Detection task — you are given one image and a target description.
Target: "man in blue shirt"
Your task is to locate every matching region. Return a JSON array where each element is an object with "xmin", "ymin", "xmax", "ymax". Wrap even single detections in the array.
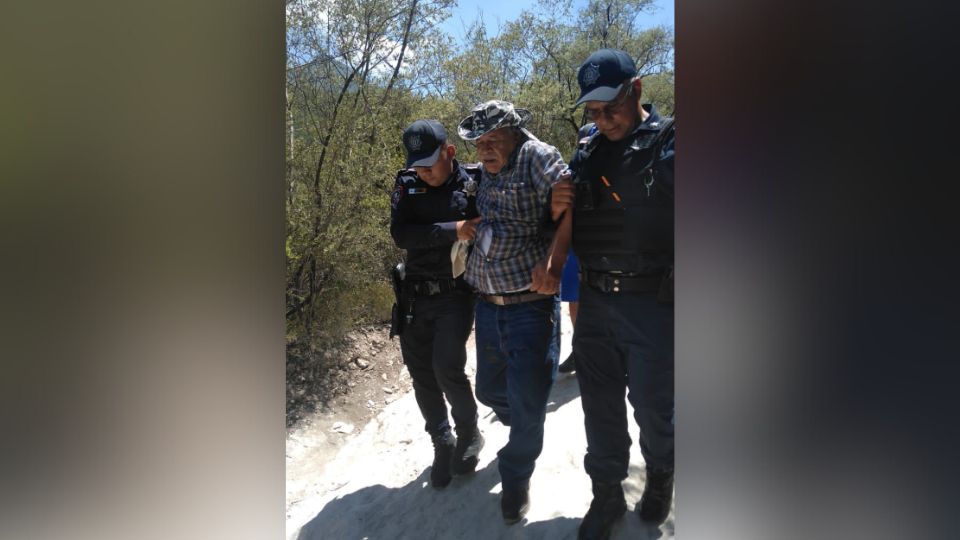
[{"xmin": 457, "ymin": 100, "xmax": 572, "ymax": 524}]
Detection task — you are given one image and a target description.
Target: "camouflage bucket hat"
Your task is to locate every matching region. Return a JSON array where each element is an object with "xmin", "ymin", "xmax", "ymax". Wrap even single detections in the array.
[{"xmin": 457, "ymin": 100, "xmax": 534, "ymax": 141}]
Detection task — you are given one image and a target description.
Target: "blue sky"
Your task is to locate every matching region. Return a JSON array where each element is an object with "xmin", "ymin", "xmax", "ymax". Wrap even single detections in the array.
[{"xmin": 439, "ymin": 0, "xmax": 673, "ymax": 42}]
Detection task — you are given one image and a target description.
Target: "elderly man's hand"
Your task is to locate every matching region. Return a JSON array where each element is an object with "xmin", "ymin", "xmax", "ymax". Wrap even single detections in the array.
[
  {"xmin": 456, "ymin": 217, "xmax": 481, "ymax": 241},
  {"xmin": 530, "ymin": 257, "xmax": 562, "ymax": 295},
  {"xmin": 551, "ymin": 175, "xmax": 576, "ymax": 221}
]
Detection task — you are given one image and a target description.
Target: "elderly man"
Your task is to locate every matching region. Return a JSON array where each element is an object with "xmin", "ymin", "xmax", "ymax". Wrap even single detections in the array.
[
  {"xmin": 457, "ymin": 100, "xmax": 571, "ymax": 524},
  {"xmin": 552, "ymin": 49, "xmax": 676, "ymax": 539},
  {"xmin": 390, "ymin": 119, "xmax": 485, "ymax": 489}
]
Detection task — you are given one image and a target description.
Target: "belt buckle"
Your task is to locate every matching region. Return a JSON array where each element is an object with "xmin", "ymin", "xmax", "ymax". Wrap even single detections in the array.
[{"xmin": 602, "ymin": 273, "xmax": 622, "ymax": 293}]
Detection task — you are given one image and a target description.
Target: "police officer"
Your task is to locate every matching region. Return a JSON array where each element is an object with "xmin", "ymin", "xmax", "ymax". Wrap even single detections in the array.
[
  {"xmin": 551, "ymin": 49, "xmax": 676, "ymax": 538},
  {"xmin": 390, "ymin": 119, "xmax": 485, "ymax": 489}
]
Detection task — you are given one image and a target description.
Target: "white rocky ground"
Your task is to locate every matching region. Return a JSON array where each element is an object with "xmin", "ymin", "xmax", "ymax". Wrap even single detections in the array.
[{"xmin": 286, "ymin": 305, "xmax": 675, "ymax": 539}]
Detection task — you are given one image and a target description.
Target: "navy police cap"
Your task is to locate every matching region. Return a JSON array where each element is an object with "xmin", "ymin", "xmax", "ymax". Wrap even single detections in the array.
[
  {"xmin": 574, "ymin": 49, "xmax": 638, "ymax": 106},
  {"xmin": 402, "ymin": 119, "xmax": 447, "ymax": 168}
]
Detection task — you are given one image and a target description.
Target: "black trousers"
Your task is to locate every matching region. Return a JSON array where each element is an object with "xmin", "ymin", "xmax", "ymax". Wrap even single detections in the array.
[
  {"xmin": 574, "ymin": 283, "xmax": 674, "ymax": 481},
  {"xmin": 399, "ymin": 289, "xmax": 478, "ymax": 437}
]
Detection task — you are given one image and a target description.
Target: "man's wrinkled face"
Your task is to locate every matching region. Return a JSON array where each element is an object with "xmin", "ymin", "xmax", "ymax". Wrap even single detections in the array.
[
  {"xmin": 583, "ymin": 81, "xmax": 640, "ymax": 143},
  {"xmin": 475, "ymin": 128, "xmax": 518, "ymax": 175},
  {"xmin": 414, "ymin": 144, "xmax": 455, "ymax": 187}
]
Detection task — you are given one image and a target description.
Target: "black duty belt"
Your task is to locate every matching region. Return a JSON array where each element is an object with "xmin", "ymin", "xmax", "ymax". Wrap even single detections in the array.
[
  {"xmin": 480, "ymin": 290, "xmax": 553, "ymax": 306},
  {"xmin": 582, "ymin": 269, "xmax": 663, "ymax": 294},
  {"xmin": 405, "ymin": 278, "xmax": 460, "ymax": 297}
]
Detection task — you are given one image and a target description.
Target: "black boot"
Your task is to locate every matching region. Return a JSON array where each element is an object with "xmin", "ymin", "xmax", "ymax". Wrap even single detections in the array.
[
  {"xmin": 577, "ymin": 480, "xmax": 626, "ymax": 540},
  {"xmin": 637, "ymin": 467, "xmax": 673, "ymax": 525},
  {"xmin": 501, "ymin": 486, "xmax": 530, "ymax": 524},
  {"xmin": 451, "ymin": 425, "xmax": 484, "ymax": 476},
  {"xmin": 429, "ymin": 430, "xmax": 456, "ymax": 488},
  {"xmin": 558, "ymin": 353, "xmax": 576, "ymax": 373}
]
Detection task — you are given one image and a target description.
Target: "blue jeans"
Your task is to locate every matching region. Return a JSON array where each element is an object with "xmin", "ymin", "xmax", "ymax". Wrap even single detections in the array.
[{"xmin": 474, "ymin": 296, "xmax": 560, "ymax": 491}]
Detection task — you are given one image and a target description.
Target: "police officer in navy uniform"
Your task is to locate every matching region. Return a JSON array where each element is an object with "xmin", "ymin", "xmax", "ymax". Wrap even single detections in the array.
[
  {"xmin": 390, "ymin": 119, "xmax": 485, "ymax": 489},
  {"xmin": 551, "ymin": 49, "xmax": 676, "ymax": 538}
]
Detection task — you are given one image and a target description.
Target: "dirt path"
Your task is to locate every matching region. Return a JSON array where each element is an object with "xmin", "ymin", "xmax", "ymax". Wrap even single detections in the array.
[{"xmin": 286, "ymin": 305, "xmax": 675, "ymax": 539}]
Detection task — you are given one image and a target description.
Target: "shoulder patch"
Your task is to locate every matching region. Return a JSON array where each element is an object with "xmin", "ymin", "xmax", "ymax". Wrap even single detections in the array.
[
  {"xmin": 391, "ymin": 183, "xmax": 403, "ymax": 209},
  {"xmin": 578, "ymin": 130, "xmax": 602, "ymax": 157},
  {"xmin": 395, "ymin": 168, "xmax": 418, "ymax": 186},
  {"xmin": 459, "ymin": 163, "xmax": 483, "ymax": 196},
  {"xmin": 461, "ymin": 164, "xmax": 483, "ymax": 180},
  {"xmin": 630, "ymin": 117, "xmax": 675, "ymax": 152},
  {"xmin": 577, "ymin": 122, "xmax": 597, "ymax": 141}
]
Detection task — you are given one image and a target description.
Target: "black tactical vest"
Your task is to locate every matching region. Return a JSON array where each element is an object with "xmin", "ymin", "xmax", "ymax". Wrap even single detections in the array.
[
  {"xmin": 571, "ymin": 117, "xmax": 675, "ymax": 274},
  {"xmin": 389, "ymin": 161, "xmax": 482, "ymax": 280}
]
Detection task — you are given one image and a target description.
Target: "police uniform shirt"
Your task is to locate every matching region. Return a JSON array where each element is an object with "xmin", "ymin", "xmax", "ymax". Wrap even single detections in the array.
[
  {"xmin": 464, "ymin": 136, "xmax": 568, "ymax": 294},
  {"xmin": 572, "ymin": 104, "xmax": 675, "ymax": 274},
  {"xmin": 390, "ymin": 160, "xmax": 482, "ymax": 280}
]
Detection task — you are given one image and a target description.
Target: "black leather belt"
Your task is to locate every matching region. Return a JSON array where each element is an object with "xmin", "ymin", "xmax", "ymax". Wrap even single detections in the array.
[
  {"xmin": 480, "ymin": 291, "xmax": 553, "ymax": 305},
  {"xmin": 582, "ymin": 269, "xmax": 663, "ymax": 294},
  {"xmin": 405, "ymin": 278, "xmax": 460, "ymax": 297}
]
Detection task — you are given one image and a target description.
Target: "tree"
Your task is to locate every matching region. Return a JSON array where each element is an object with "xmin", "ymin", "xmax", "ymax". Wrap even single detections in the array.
[{"xmin": 284, "ymin": 0, "xmax": 674, "ymax": 340}]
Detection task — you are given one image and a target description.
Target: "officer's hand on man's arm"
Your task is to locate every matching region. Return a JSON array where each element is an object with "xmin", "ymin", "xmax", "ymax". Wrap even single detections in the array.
[
  {"xmin": 531, "ymin": 210, "xmax": 572, "ymax": 295},
  {"xmin": 456, "ymin": 217, "xmax": 481, "ymax": 241},
  {"xmin": 529, "ymin": 258, "xmax": 562, "ymax": 295},
  {"xmin": 551, "ymin": 174, "xmax": 575, "ymax": 221}
]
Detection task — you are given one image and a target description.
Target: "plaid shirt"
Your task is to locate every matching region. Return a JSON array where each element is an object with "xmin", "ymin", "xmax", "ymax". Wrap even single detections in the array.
[{"xmin": 465, "ymin": 135, "xmax": 567, "ymax": 294}]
